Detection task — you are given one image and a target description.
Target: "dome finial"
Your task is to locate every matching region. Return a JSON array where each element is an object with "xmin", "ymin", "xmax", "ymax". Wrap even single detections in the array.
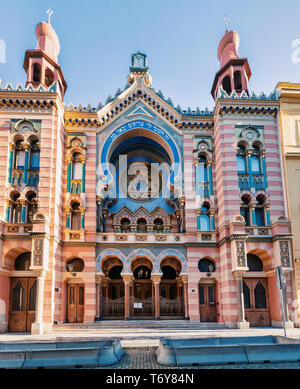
[{"xmin": 46, "ymin": 7, "xmax": 53, "ymax": 24}]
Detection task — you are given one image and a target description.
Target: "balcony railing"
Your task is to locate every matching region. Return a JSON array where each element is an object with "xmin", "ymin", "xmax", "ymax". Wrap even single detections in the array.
[{"xmin": 238, "ymin": 173, "xmax": 265, "ymax": 191}]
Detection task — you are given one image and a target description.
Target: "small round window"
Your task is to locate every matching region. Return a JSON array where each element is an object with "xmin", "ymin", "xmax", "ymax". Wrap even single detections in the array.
[{"xmin": 66, "ymin": 258, "xmax": 85, "ymax": 272}]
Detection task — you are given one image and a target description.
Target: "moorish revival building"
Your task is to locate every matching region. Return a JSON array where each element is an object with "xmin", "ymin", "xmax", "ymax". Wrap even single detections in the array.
[{"xmin": 0, "ymin": 18, "xmax": 297, "ymax": 334}]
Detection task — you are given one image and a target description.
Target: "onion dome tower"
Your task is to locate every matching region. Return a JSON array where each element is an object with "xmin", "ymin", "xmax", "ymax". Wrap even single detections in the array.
[
  {"xmin": 211, "ymin": 29, "xmax": 251, "ymax": 100},
  {"xmin": 23, "ymin": 12, "xmax": 67, "ymax": 99}
]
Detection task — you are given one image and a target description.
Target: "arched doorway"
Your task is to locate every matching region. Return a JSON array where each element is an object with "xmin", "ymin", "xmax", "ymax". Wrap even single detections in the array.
[
  {"xmin": 130, "ymin": 257, "xmax": 154, "ymax": 318},
  {"xmin": 101, "ymin": 258, "xmax": 124, "ymax": 319},
  {"xmin": 198, "ymin": 258, "xmax": 217, "ymax": 322},
  {"xmin": 243, "ymin": 253, "xmax": 270, "ymax": 326},
  {"xmin": 66, "ymin": 258, "xmax": 85, "ymax": 323},
  {"xmin": 8, "ymin": 252, "xmax": 37, "ymax": 332},
  {"xmin": 160, "ymin": 257, "xmax": 184, "ymax": 317}
]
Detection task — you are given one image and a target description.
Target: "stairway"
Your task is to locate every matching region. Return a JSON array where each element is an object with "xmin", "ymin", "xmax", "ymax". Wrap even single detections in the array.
[{"xmin": 52, "ymin": 320, "xmax": 227, "ymax": 332}]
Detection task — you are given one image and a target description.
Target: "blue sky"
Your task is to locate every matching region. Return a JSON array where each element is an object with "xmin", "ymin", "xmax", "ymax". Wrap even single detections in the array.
[{"xmin": 1, "ymin": 0, "xmax": 300, "ymax": 110}]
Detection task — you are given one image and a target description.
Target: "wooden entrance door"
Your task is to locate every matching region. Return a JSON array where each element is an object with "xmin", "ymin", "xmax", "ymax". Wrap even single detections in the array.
[
  {"xmin": 199, "ymin": 283, "xmax": 216, "ymax": 322},
  {"xmin": 243, "ymin": 278, "xmax": 270, "ymax": 326},
  {"xmin": 9, "ymin": 277, "xmax": 37, "ymax": 332},
  {"xmin": 67, "ymin": 284, "xmax": 84, "ymax": 323}
]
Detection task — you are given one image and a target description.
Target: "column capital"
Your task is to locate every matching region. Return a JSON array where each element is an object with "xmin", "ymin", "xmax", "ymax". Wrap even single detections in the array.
[
  {"xmin": 232, "ymin": 270, "xmax": 247, "ymax": 280},
  {"xmin": 121, "ymin": 274, "xmax": 134, "ymax": 283},
  {"xmin": 193, "ymin": 158, "xmax": 200, "ymax": 166},
  {"xmin": 151, "ymin": 274, "xmax": 162, "ymax": 283}
]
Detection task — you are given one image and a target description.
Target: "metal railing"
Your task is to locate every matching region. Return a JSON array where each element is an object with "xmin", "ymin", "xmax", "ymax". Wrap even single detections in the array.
[{"xmin": 160, "ymin": 296, "xmax": 184, "ymax": 317}]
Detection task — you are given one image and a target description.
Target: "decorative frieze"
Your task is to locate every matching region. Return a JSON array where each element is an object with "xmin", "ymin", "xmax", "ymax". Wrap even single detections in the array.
[
  {"xmin": 236, "ymin": 240, "xmax": 246, "ymax": 267},
  {"xmin": 280, "ymin": 241, "xmax": 291, "ymax": 267},
  {"xmin": 32, "ymin": 238, "xmax": 43, "ymax": 266}
]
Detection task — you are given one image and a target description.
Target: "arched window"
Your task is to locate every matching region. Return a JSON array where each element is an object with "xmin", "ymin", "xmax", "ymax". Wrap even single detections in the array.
[
  {"xmin": 108, "ymin": 265, "xmax": 123, "ymax": 280},
  {"xmin": 32, "ymin": 63, "xmax": 41, "ymax": 83},
  {"xmin": 200, "ymin": 203, "xmax": 210, "ymax": 231},
  {"xmin": 247, "ymin": 253, "xmax": 263, "ymax": 271},
  {"xmin": 15, "ymin": 140, "xmax": 25, "ymax": 170},
  {"xmin": 255, "ymin": 195, "xmax": 265, "ymax": 226},
  {"xmin": 222, "ymin": 75, "xmax": 232, "ymax": 95},
  {"xmin": 161, "ymin": 265, "xmax": 177, "ymax": 280},
  {"xmin": 120, "ymin": 218, "xmax": 130, "ymax": 233},
  {"xmin": 66, "ymin": 257, "xmax": 85, "ymax": 272},
  {"xmin": 137, "ymin": 218, "xmax": 147, "ymax": 233},
  {"xmin": 240, "ymin": 195, "xmax": 250, "ymax": 226},
  {"xmin": 30, "ymin": 140, "xmax": 40, "ymax": 170},
  {"xmin": 237, "ymin": 144, "xmax": 247, "ymax": 173},
  {"xmin": 153, "ymin": 218, "xmax": 163, "ymax": 233},
  {"xmin": 71, "ymin": 202, "xmax": 81, "ymax": 230},
  {"xmin": 198, "ymin": 258, "xmax": 216, "ymax": 273},
  {"xmin": 45, "ymin": 68, "xmax": 54, "ymax": 87},
  {"xmin": 234, "ymin": 70, "xmax": 242, "ymax": 91},
  {"xmin": 198, "ymin": 155, "xmax": 208, "ymax": 183},
  {"xmin": 15, "ymin": 252, "xmax": 31, "ymax": 270},
  {"xmin": 26, "ymin": 191, "xmax": 37, "ymax": 223},
  {"xmin": 72, "ymin": 153, "xmax": 82, "ymax": 180}
]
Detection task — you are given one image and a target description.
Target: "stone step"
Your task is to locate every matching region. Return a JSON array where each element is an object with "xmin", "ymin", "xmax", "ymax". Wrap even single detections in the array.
[{"xmin": 52, "ymin": 320, "xmax": 226, "ymax": 332}]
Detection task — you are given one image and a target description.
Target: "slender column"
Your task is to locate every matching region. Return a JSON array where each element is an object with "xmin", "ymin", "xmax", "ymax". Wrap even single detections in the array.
[
  {"xmin": 210, "ymin": 210, "xmax": 215, "ymax": 231},
  {"xmin": 80, "ymin": 208, "xmax": 85, "ymax": 229},
  {"xmin": 32, "ymin": 270, "xmax": 46, "ymax": 334},
  {"xmin": 8, "ymin": 144, "xmax": 14, "ymax": 184},
  {"xmin": 5, "ymin": 200, "xmax": 10, "ymax": 222},
  {"xmin": 247, "ymin": 151, "xmax": 252, "ymax": 188},
  {"xmin": 151, "ymin": 274, "xmax": 162, "ymax": 319},
  {"xmin": 197, "ymin": 211, "xmax": 201, "ymax": 231},
  {"xmin": 265, "ymin": 205, "xmax": 271, "ymax": 226},
  {"xmin": 180, "ymin": 197, "xmax": 186, "ymax": 233},
  {"xmin": 261, "ymin": 152, "xmax": 267, "ymax": 189},
  {"xmin": 182, "ymin": 275, "xmax": 189, "ymax": 319},
  {"xmin": 122, "ymin": 275, "xmax": 133, "ymax": 320},
  {"xmin": 82, "ymin": 158, "xmax": 86, "ymax": 193},
  {"xmin": 95, "ymin": 275, "xmax": 104, "ymax": 320},
  {"xmin": 23, "ymin": 144, "xmax": 30, "ymax": 184},
  {"xmin": 250, "ymin": 204, "xmax": 256, "ymax": 226},
  {"xmin": 66, "ymin": 209, "xmax": 71, "ymax": 229},
  {"xmin": 194, "ymin": 158, "xmax": 199, "ymax": 195},
  {"xmin": 233, "ymin": 271, "xmax": 249, "ymax": 328},
  {"xmin": 207, "ymin": 159, "xmax": 213, "ymax": 196},
  {"xmin": 21, "ymin": 200, "xmax": 27, "ymax": 223},
  {"xmin": 67, "ymin": 156, "xmax": 72, "ymax": 193}
]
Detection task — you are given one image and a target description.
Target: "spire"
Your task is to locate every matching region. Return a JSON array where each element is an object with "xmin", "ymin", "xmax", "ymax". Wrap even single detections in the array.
[
  {"xmin": 23, "ymin": 15, "xmax": 67, "ymax": 99},
  {"xmin": 211, "ymin": 28, "xmax": 251, "ymax": 100}
]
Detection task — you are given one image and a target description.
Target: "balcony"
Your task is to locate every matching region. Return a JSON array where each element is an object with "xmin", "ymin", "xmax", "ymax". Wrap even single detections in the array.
[
  {"xmin": 238, "ymin": 173, "xmax": 265, "ymax": 191},
  {"xmin": 11, "ymin": 168, "xmax": 39, "ymax": 187}
]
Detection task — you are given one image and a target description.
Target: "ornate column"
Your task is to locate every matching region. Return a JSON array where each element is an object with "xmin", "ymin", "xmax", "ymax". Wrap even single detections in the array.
[
  {"xmin": 250, "ymin": 203, "xmax": 256, "ymax": 225},
  {"xmin": 20, "ymin": 199, "xmax": 27, "ymax": 223},
  {"xmin": 180, "ymin": 196, "xmax": 186, "ymax": 233},
  {"xmin": 261, "ymin": 151, "xmax": 267, "ymax": 189},
  {"xmin": 80, "ymin": 207, "xmax": 85, "ymax": 229},
  {"xmin": 210, "ymin": 209, "xmax": 215, "ymax": 231},
  {"xmin": 194, "ymin": 158, "xmax": 200, "ymax": 195},
  {"xmin": 181, "ymin": 274, "xmax": 189, "ymax": 319},
  {"xmin": 66, "ymin": 207, "xmax": 71, "ymax": 229},
  {"xmin": 23, "ymin": 143, "xmax": 30, "ymax": 184},
  {"xmin": 151, "ymin": 274, "xmax": 162, "ymax": 319},
  {"xmin": 265, "ymin": 203, "xmax": 271, "ymax": 226},
  {"xmin": 32, "ymin": 269, "xmax": 46, "ymax": 335},
  {"xmin": 95, "ymin": 274, "xmax": 105, "ymax": 320},
  {"xmin": 232, "ymin": 270, "xmax": 249, "ymax": 329},
  {"xmin": 207, "ymin": 158, "xmax": 213, "ymax": 196},
  {"xmin": 122, "ymin": 274, "xmax": 133, "ymax": 320},
  {"xmin": 66, "ymin": 155, "xmax": 72, "ymax": 193},
  {"xmin": 247, "ymin": 150, "xmax": 252, "ymax": 188},
  {"xmin": 196, "ymin": 210, "xmax": 201, "ymax": 231},
  {"xmin": 82, "ymin": 156, "xmax": 86, "ymax": 193},
  {"xmin": 8, "ymin": 143, "xmax": 14, "ymax": 184},
  {"xmin": 5, "ymin": 199, "xmax": 10, "ymax": 222}
]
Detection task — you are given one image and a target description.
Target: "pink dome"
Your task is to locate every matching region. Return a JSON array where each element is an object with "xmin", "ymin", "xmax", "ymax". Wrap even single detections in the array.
[
  {"xmin": 35, "ymin": 21, "xmax": 60, "ymax": 61},
  {"xmin": 217, "ymin": 30, "xmax": 240, "ymax": 68}
]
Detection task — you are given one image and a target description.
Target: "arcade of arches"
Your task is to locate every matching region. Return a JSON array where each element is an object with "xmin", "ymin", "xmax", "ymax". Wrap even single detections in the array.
[{"xmin": 96, "ymin": 256, "xmax": 188, "ymax": 320}]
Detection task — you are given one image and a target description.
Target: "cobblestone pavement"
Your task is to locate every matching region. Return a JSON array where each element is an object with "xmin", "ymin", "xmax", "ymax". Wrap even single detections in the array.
[{"xmin": 97, "ymin": 347, "xmax": 300, "ymax": 369}]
